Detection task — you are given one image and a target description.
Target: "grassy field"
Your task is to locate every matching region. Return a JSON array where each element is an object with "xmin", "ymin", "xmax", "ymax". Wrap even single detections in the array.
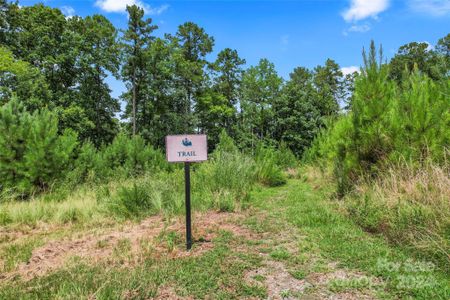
[{"xmin": 0, "ymin": 172, "xmax": 449, "ymax": 299}]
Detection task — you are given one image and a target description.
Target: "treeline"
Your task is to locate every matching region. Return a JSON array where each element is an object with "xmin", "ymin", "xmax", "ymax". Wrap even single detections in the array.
[
  {"xmin": 0, "ymin": 1, "xmax": 449, "ymax": 198},
  {"xmin": 0, "ymin": 1, "xmax": 350, "ymax": 152}
]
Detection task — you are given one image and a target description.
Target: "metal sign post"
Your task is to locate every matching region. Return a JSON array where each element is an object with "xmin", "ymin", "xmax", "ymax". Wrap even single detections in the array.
[
  {"xmin": 184, "ymin": 162, "xmax": 192, "ymax": 250},
  {"xmin": 166, "ymin": 135, "xmax": 207, "ymax": 250}
]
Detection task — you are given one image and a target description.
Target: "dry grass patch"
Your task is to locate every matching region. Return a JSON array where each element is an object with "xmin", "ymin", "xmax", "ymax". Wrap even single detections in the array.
[{"xmin": 0, "ymin": 211, "xmax": 255, "ymax": 282}]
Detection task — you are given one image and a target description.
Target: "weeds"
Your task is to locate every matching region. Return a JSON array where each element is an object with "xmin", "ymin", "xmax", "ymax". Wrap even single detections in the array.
[
  {"xmin": 254, "ymin": 145, "xmax": 287, "ymax": 187},
  {"xmin": 346, "ymin": 162, "xmax": 450, "ymax": 270}
]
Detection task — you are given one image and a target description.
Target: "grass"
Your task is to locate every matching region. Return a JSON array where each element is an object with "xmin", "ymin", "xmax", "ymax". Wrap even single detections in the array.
[
  {"xmin": 249, "ymin": 176, "xmax": 450, "ymax": 299},
  {"xmin": 1, "ymin": 169, "xmax": 449, "ymax": 299},
  {"xmin": 0, "ymin": 231, "xmax": 267, "ymax": 299},
  {"xmin": 345, "ymin": 163, "xmax": 450, "ymax": 270},
  {"xmin": 1, "ymin": 238, "xmax": 45, "ymax": 273}
]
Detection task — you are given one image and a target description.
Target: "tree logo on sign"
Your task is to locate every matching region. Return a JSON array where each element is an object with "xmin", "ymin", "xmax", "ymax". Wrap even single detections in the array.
[{"xmin": 182, "ymin": 138, "xmax": 193, "ymax": 147}]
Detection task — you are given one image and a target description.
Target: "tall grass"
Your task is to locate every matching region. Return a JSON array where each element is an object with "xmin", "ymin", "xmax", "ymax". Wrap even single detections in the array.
[
  {"xmin": 0, "ymin": 184, "xmax": 106, "ymax": 226},
  {"xmin": 254, "ymin": 144, "xmax": 288, "ymax": 187},
  {"xmin": 195, "ymin": 144, "xmax": 256, "ymax": 212},
  {"xmin": 345, "ymin": 162, "xmax": 450, "ymax": 269}
]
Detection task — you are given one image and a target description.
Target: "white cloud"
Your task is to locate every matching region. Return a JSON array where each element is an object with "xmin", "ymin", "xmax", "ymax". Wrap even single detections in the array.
[
  {"xmin": 343, "ymin": 23, "xmax": 371, "ymax": 36},
  {"xmin": 409, "ymin": 0, "xmax": 450, "ymax": 16},
  {"xmin": 342, "ymin": 0, "xmax": 390, "ymax": 22},
  {"xmin": 95, "ymin": 0, "xmax": 169, "ymax": 15},
  {"xmin": 61, "ymin": 5, "xmax": 75, "ymax": 18},
  {"xmin": 341, "ymin": 66, "xmax": 360, "ymax": 76},
  {"xmin": 148, "ymin": 4, "xmax": 169, "ymax": 15},
  {"xmin": 348, "ymin": 23, "xmax": 371, "ymax": 32}
]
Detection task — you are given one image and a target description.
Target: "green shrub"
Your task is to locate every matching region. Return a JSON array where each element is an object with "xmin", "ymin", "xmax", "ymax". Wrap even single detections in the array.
[
  {"xmin": 102, "ymin": 133, "xmax": 130, "ymax": 173},
  {"xmin": 0, "ymin": 98, "xmax": 78, "ymax": 197},
  {"xmin": 63, "ymin": 134, "xmax": 169, "ymax": 189},
  {"xmin": 101, "ymin": 133, "xmax": 169, "ymax": 179},
  {"xmin": 109, "ymin": 183, "xmax": 155, "ymax": 218},
  {"xmin": 274, "ymin": 142, "xmax": 297, "ymax": 169},
  {"xmin": 254, "ymin": 145, "xmax": 287, "ymax": 187},
  {"xmin": 346, "ymin": 193, "xmax": 387, "ymax": 233},
  {"xmin": 67, "ymin": 141, "xmax": 107, "ymax": 184},
  {"xmin": 195, "ymin": 131, "xmax": 256, "ymax": 211}
]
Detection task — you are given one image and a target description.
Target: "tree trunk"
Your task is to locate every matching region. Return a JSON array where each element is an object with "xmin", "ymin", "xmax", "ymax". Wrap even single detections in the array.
[{"xmin": 132, "ymin": 70, "xmax": 136, "ymax": 136}]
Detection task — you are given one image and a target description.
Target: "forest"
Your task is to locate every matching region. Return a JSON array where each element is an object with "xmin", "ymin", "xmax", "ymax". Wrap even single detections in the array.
[{"xmin": 0, "ymin": 1, "xmax": 449, "ymax": 299}]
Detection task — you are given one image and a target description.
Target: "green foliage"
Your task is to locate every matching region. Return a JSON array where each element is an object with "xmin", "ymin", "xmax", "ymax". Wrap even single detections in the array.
[
  {"xmin": 0, "ymin": 46, "xmax": 51, "ymax": 110},
  {"xmin": 240, "ymin": 58, "xmax": 283, "ymax": 144},
  {"xmin": 0, "ymin": 99, "xmax": 78, "ymax": 196},
  {"xmin": 196, "ymin": 131, "xmax": 256, "ymax": 211},
  {"xmin": 304, "ymin": 41, "xmax": 450, "ymax": 271},
  {"xmin": 198, "ymin": 48, "xmax": 245, "ymax": 144},
  {"xmin": 102, "ymin": 133, "xmax": 169, "ymax": 177},
  {"xmin": 313, "ymin": 59, "xmax": 343, "ymax": 117},
  {"xmin": 0, "ymin": 210, "xmax": 12, "ymax": 225},
  {"xmin": 109, "ymin": 183, "xmax": 155, "ymax": 219},
  {"xmin": 121, "ymin": 4, "xmax": 158, "ymax": 136},
  {"xmin": 196, "ymin": 89, "xmax": 235, "ymax": 149},
  {"xmin": 68, "ymin": 133, "xmax": 169, "ymax": 186},
  {"xmin": 213, "ymin": 129, "xmax": 239, "ymax": 155},
  {"xmin": 254, "ymin": 145, "xmax": 287, "ymax": 187},
  {"xmin": 273, "ymin": 66, "xmax": 322, "ymax": 156},
  {"xmin": 171, "ymin": 21, "xmax": 215, "ymax": 132},
  {"xmin": 0, "ymin": 98, "xmax": 170, "ymax": 199},
  {"xmin": 67, "ymin": 141, "xmax": 106, "ymax": 184},
  {"xmin": 274, "ymin": 142, "xmax": 297, "ymax": 169},
  {"xmin": 344, "ymin": 163, "xmax": 450, "ymax": 269},
  {"xmin": 306, "ymin": 41, "xmax": 449, "ymax": 195},
  {"xmin": 389, "ymin": 41, "xmax": 447, "ymax": 83},
  {"xmin": 2, "ymin": 3, "xmax": 121, "ymax": 145}
]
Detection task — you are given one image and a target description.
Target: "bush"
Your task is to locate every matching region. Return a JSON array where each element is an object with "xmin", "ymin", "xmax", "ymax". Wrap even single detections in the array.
[
  {"xmin": 0, "ymin": 99, "xmax": 78, "ymax": 197},
  {"xmin": 101, "ymin": 133, "xmax": 170, "ymax": 178},
  {"xmin": 67, "ymin": 141, "xmax": 106, "ymax": 185},
  {"xmin": 108, "ymin": 183, "xmax": 155, "ymax": 219},
  {"xmin": 254, "ymin": 145, "xmax": 287, "ymax": 187},
  {"xmin": 195, "ymin": 131, "xmax": 256, "ymax": 211},
  {"xmin": 0, "ymin": 210, "xmax": 12, "ymax": 225},
  {"xmin": 105, "ymin": 172, "xmax": 185, "ymax": 219},
  {"xmin": 274, "ymin": 142, "xmax": 297, "ymax": 169}
]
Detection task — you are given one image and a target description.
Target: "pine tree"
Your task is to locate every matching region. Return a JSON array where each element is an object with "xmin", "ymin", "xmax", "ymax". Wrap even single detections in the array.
[
  {"xmin": 0, "ymin": 98, "xmax": 78, "ymax": 196},
  {"xmin": 121, "ymin": 5, "xmax": 157, "ymax": 136},
  {"xmin": 0, "ymin": 98, "xmax": 30, "ymax": 195}
]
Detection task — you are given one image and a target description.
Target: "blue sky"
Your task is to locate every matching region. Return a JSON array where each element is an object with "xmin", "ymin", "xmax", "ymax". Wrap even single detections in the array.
[{"xmin": 18, "ymin": 0, "xmax": 450, "ymax": 99}]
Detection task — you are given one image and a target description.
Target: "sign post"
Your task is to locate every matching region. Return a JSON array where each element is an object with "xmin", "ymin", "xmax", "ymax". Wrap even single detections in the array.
[
  {"xmin": 166, "ymin": 134, "xmax": 207, "ymax": 250},
  {"xmin": 184, "ymin": 162, "xmax": 192, "ymax": 249}
]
